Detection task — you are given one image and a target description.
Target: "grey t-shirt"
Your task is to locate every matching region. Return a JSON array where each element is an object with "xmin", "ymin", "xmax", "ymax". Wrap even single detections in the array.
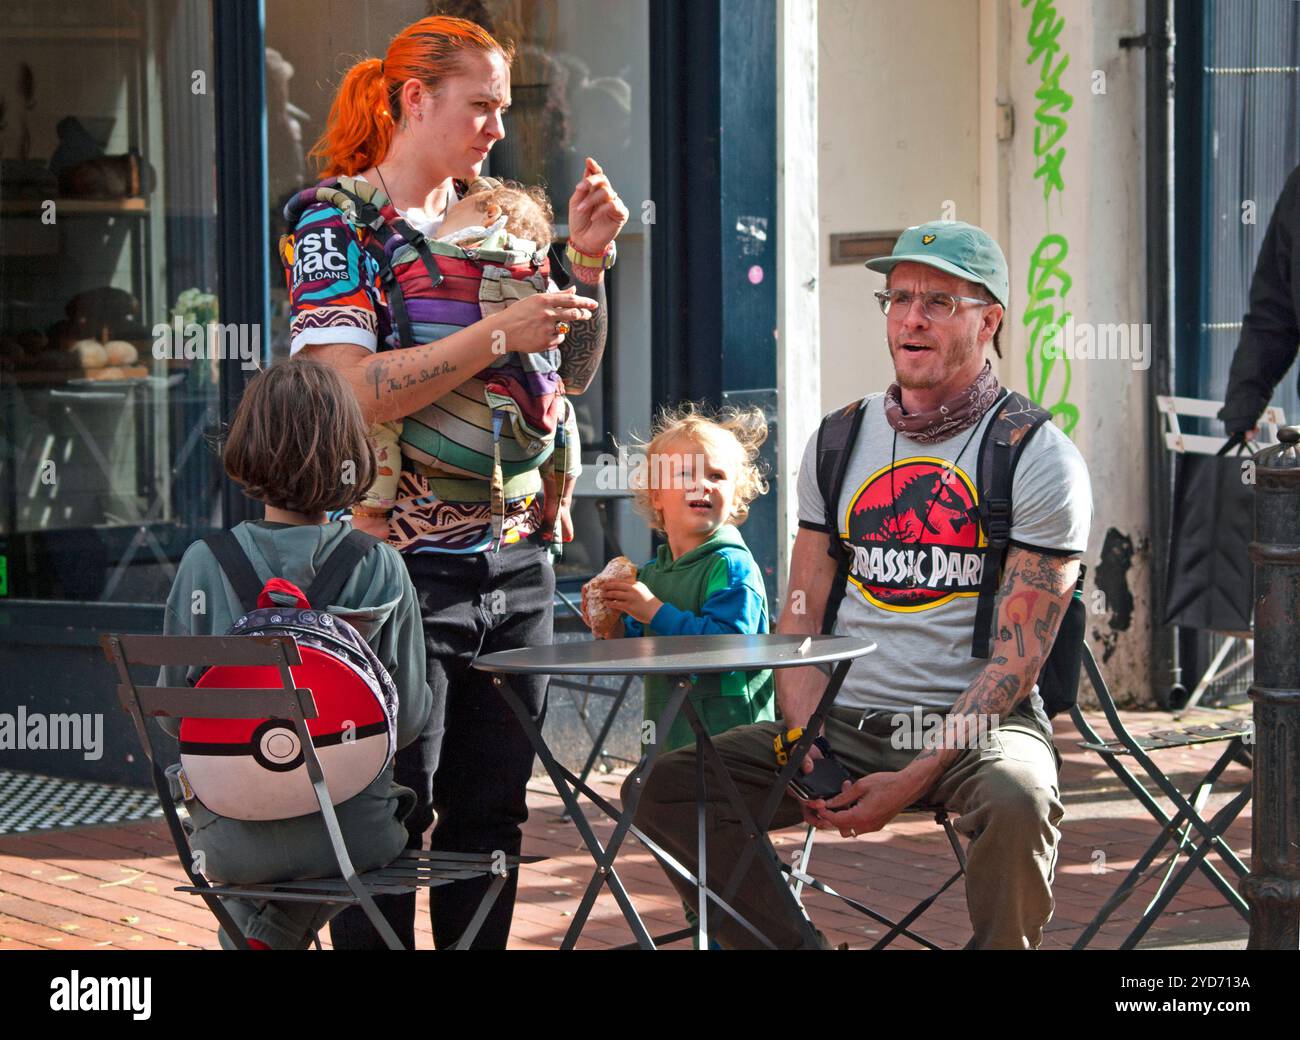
[{"xmin": 797, "ymin": 393, "xmax": 1092, "ymax": 714}]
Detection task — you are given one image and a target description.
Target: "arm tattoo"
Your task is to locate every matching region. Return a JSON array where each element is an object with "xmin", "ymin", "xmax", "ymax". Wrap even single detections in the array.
[
  {"xmin": 915, "ymin": 547, "xmax": 1077, "ymax": 764},
  {"xmin": 559, "ymin": 274, "xmax": 608, "ymax": 394},
  {"xmin": 367, "ymin": 353, "xmax": 457, "ymax": 401}
]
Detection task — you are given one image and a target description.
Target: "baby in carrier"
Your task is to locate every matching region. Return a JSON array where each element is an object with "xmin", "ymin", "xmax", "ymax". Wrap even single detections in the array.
[{"xmin": 351, "ymin": 179, "xmax": 579, "ymax": 547}]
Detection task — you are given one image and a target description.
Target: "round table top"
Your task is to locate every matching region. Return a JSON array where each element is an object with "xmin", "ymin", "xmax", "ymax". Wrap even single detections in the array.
[{"xmin": 472, "ymin": 634, "xmax": 876, "ymax": 676}]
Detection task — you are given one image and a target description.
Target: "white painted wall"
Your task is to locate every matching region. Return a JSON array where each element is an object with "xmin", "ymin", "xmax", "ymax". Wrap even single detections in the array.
[
  {"xmin": 1004, "ymin": 0, "xmax": 1152, "ymax": 702},
  {"xmin": 777, "ymin": 0, "xmax": 822, "ymax": 596},
  {"xmin": 816, "ymin": 0, "xmax": 983, "ymax": 415}
]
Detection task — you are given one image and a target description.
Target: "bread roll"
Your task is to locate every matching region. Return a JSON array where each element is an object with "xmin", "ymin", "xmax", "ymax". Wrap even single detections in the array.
[
  {"xmin": 71, "ymin": 338, "xmax": 108, "ymax": 369},
  {"xmin": 104, "ymin": 340, "xmax": 138, "ymax": 365},
  {"xmin": 583, "ymin": 555, "xmax": 637, "ymax": 638}
]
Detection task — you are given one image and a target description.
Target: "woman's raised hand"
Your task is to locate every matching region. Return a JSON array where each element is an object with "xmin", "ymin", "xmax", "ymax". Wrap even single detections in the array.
[
  {"xmin": 568, "ymin": 157, "xmax": 629, "ymax": 256},
  {"xmin": 485, "ymin": 291, "xmax": 598, "ymax": 354}
]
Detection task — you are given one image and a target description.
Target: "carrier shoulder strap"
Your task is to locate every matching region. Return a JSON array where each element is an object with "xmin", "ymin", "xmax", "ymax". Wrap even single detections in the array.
[
  {"xmin": 303, "ymin": 529, "xmax": 383, "ymax": 610},
  {"xmin": 201, "ymin": 530, "xmax": 265, "ymax": 615},
  {"xmin": 329, "ymin": 186, "xmax": 444, "ymax": 349},
  {"xmin": 815, "ymin": 397, "xmax": 869, "ymax": 635},
  {"xmin": 970, "ymin": 389, "xmax": 1053, "ymax": 658}
]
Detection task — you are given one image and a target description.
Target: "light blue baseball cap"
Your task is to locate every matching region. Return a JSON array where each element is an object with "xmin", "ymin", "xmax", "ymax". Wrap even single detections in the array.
[{"xmin": 865, "ymin": 220, "xmax": 1009, "ymax": 308}]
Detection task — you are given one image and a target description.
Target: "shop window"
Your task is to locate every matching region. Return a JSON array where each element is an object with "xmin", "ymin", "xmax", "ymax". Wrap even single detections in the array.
[{"xmin": 0, "ymin": 0, "xmax": 221, "ymax": 603}]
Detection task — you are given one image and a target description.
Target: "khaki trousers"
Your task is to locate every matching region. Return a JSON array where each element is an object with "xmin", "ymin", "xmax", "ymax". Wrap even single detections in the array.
[{"xmin": 624, "ymin": 705, "xmax": 1064, "ymax": 949}]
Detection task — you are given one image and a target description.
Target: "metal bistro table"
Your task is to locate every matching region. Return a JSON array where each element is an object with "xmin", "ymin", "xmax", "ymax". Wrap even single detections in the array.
[{"xmin": 472, "ymin": 633, "xmax": 876, "ymax": 949}]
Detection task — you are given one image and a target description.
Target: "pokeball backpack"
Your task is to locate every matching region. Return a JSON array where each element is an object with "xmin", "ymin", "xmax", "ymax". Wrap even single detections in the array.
[{"xmin": 178, "ymin": 528, "xmax": 399, "ymax": 822}]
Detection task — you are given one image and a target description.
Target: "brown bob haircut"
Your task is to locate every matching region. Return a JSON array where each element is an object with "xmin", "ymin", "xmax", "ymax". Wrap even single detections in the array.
[{"xmin": 222, "ymin": 358, "xmax": 376, "ymax": 515}]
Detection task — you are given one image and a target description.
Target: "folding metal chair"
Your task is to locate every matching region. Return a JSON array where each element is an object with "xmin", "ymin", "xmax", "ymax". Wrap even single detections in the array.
[
  {"xmin": 102, "ymin": 631, "xmax": 536, "ymax": 950},
  {"xmin": 1069, "ymin": 641, "xmax": 1252, "ymax": 949},
  {"xmin": 784, "ymin": 807, "xmax": 969, "ymax": 950}
]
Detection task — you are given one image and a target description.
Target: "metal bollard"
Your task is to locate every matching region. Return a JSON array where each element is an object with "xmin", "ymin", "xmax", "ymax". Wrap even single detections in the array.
[{"xmin": 1243, "ymin": 425, "xmax": 1300, "ymax": 948}]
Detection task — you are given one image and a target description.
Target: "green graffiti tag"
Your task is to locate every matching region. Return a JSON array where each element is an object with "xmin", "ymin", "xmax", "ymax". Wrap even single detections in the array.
[
  {"xmin": 1026, "ymin": 0, "xmax": 1072, "ymax": 200},
  {"xmin": 1021, "ymin": 0, "xmax": 1077, "ymax": 436}
]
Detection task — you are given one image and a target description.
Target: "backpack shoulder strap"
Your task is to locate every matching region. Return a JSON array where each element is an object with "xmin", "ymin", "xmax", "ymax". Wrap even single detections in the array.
[
  {"xmin": 970, "ymin": 390, "xmax": 1053, "ymax": 658},
  {"xmin": 815, "ymin": 397, "xmax": 870, "ymax": 634},
  {"xmin": 201, "ymin": 530, "xmax": 264, "ymax": 615},
  {"xmin": 303, "ymin": 529, "xmax": 383, "ymax": 610}
]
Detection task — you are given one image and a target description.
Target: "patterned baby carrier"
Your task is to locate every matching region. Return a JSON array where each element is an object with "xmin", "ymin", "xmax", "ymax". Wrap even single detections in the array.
[{"xmin": 280, "ymin": 175, "xmax": 574, "ymax": 549}]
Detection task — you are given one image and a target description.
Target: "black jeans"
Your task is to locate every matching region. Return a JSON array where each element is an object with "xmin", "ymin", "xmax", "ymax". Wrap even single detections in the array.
[{"xmin": 329, "ymin": 541, "xmax": 553, "ymax": 950}]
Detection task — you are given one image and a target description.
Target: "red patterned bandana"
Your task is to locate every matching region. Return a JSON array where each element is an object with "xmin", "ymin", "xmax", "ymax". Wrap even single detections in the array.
[{"xmin": 884, "ymin": 361, "xmax": 1001, "ymax": 443}]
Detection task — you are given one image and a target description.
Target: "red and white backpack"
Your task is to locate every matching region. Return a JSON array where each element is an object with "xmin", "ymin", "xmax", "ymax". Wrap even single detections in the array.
[{"xmin": 179, "ymin": 528, "xmax": 399, "ymax": 821}]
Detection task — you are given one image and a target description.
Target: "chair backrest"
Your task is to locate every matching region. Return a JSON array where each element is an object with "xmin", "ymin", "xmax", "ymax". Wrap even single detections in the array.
[
  {"xmin": 1156, "ymin": 395, "xmax": 1287, "ymax": 455},
  {"xmin": 101, "ymin": 634, "xmax": 317, "ymax": 763}
]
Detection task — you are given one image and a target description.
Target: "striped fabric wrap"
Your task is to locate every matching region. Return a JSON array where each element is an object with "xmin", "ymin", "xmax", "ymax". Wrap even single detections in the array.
[{"xmin": 282, "ymin": 176, "xmax": 577, "ymax": 554}]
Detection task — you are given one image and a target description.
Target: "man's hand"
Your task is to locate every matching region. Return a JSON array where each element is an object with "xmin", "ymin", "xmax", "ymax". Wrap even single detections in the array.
[
  {"xmin": 600, "ymin": 580, "xmax": 662, "ymax": 625},
  {"xmin": 808, "ymin": 770, "xmax": 924, "ymax": 838}
]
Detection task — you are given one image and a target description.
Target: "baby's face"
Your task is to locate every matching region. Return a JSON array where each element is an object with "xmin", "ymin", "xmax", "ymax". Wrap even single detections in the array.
[{"xmin": 438, "ymin": 194, "xmax": 503, "ymax": 238}]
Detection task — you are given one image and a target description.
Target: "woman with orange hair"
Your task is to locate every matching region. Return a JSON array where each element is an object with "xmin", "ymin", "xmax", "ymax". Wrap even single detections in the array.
[{"xmin": 282, "ymin": 14, "xmax": 628, "ymax": 949}]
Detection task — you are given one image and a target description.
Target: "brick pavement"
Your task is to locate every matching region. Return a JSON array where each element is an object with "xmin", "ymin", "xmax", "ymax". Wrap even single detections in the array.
[{"xmin": 0, "ymin": 707, "xmax": 1253, "ymax": 950}]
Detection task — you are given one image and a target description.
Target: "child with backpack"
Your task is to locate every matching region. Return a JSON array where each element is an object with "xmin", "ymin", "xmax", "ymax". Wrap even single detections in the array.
[
  {"xmin": 580, "ymin": 404, "xmax": 776, "ymax": 752},
  {"xmin": 156, "ymin": 358, "xmax": 434, "ymax": 949}
]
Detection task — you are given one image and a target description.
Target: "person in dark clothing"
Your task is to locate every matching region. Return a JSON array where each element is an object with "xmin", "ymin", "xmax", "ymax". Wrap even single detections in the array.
[{"xmin": 1219, "ymin": 163, "xmax": 1300, "ymax": 437}]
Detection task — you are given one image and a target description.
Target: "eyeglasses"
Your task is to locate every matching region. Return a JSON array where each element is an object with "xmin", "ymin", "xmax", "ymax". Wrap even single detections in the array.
[{"xmin": 874, "ymin": 289, "xmax": 994, "ymax": 321}]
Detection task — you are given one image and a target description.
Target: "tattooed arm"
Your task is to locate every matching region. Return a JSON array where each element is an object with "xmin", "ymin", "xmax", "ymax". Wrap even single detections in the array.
[
  {"xmin": 300, "ymin": 290, "xmax": 597, "ymax": 425},
  {"xmin": 911, "ymin": 548, "xmax": 1079, "ymax": 774},
  {"xmin": 557, "ymin": 267, "xmax": 608, "ymax": 394},
  {"xmin": 812, "ymin": 547, "xmax": 1080, "ymax": 836}
]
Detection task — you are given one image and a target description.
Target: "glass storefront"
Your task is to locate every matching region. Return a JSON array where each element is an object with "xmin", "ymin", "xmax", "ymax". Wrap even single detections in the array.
[
  {"xmin": 0, "ymin": 0, "xmax": 221, "ymax": 604},
  {"xmin": 264, "ymin": 0, "xmax": 654, "ymax": 577}
]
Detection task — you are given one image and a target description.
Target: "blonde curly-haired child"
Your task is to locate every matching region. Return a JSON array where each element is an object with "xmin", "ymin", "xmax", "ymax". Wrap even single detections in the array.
[{"xmin": 581, "ymin": 403, "xmax": 775, "ymax": 752}]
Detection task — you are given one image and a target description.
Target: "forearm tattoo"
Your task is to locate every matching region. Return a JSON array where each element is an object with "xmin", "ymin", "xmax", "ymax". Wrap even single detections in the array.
[
  {"xmin": 367, "ymin": 353, "xmax": 458, "ymax": 401},
  {"xmin": 559, "ymin": 273, "xmax": 608, "ymax": 394},
  {"xmin": 914, "ymin": 547, "xmax": 1078, "ymax": 767}
]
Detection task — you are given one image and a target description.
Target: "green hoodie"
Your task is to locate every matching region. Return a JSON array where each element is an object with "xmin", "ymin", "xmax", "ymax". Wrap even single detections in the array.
[{"xmin": 625, "ymin": 524, "xmax": 776, "ymax": 752}]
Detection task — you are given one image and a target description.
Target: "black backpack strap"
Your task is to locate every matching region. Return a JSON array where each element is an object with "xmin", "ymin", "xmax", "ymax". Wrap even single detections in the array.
[
  {"xmin": 331, "ymin": 187, "xmax": 436, "ymax": 350},
  {"xmin": 387, "ymin": 216, "xmax": 444, "ymax": 290},
  {"xmin": 201, "ymin": 531, "xmax": 264, "ymax": 614},
  {"xmin": 815, "ymin": 398, "xmax": 868, "ymax": 635},
  {"xmin": 971, "ymin": 390, "xmax": 1053, "ymax": 658},
  {"xmin": 303, "ymin": 529, "xmax": 382, "ymax": 610}
]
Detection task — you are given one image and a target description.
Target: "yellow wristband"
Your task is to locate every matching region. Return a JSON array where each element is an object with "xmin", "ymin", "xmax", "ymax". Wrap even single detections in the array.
[{"xmin": 565, "ymin": 240, "xmax": 617, "ymax": 270}]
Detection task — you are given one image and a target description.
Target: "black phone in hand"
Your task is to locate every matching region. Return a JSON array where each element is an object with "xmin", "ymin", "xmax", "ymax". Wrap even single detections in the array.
[{"xmin": 787, "ymin": 749, "xmax": 852, "ymax": 802}]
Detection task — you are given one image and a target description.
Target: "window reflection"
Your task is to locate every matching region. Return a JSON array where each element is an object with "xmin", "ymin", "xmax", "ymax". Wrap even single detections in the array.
[{"xmin": 0, "ymin": 1, "xmax": 221, "ymax": 602}]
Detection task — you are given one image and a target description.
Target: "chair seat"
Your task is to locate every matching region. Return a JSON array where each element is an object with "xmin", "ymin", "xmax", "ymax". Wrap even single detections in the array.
[
  {"xmin": 178, "ymin": 850, "xmax": 543, "ymax": 902},
  {"xmin": 1078, "ymin": 718, "xmax": 1251, "ymax": 756}
]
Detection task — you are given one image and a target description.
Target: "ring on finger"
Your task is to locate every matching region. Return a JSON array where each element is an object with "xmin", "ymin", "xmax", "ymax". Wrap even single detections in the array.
[{"xmin": 554, "ymin": 321, "xmax": 571, "ymax": 335}]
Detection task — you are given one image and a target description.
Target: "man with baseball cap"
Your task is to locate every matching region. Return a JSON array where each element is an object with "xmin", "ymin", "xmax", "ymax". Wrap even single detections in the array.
[{"xmin": 626, "ymin": 221, "xmax": 1092, "ymax": 948}]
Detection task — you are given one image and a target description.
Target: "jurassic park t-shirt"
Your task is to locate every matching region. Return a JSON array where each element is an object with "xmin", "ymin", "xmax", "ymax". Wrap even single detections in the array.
[{"xmin": 796, "ymin": 393, "xmax": 1092, "ymax": 714}]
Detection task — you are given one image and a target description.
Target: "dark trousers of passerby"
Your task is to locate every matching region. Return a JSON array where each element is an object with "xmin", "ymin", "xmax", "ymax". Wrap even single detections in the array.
[{"xmin": 329, "ymin": 540, "xmax": 553, "ymax": 949}]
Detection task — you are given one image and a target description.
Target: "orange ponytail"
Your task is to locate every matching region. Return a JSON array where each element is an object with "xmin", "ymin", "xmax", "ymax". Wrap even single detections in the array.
[{"xmin": 308, "ymin": 16, "xmax": 513, "ymax": 178}]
